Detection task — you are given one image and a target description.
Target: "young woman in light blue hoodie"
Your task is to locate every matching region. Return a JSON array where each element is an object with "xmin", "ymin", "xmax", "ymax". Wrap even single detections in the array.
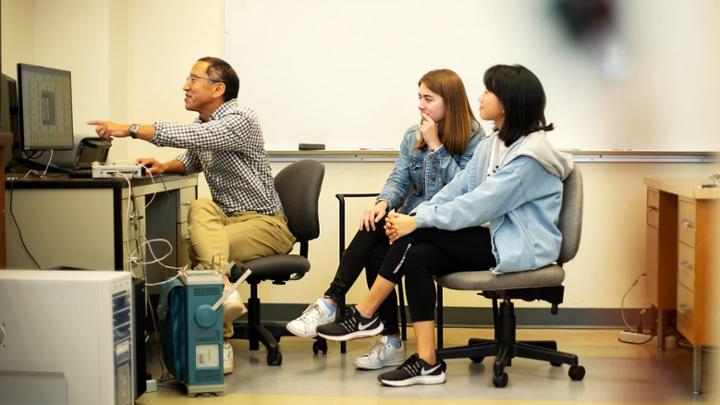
[
  {"xmin": 317, "ymin": 65, "xmax": 574, "ymax": 386},
  {"xmin": 286, "ymin": 69, "xmax": 483, "ymax": 369}
]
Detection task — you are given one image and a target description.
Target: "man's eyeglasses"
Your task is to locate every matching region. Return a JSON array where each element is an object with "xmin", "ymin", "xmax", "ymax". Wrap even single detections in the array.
[{"xmin": 186, "ymin": 74, "xmax": 223, "ymax": 84}]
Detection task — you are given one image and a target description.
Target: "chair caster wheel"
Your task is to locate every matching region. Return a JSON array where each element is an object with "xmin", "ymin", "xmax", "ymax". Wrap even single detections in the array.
[
  {"xmin": 569, "ymin": 365, "xmax": 585, "ymax": 381},
  {"xmin": 492, "ymin": 372, "xmax": 508, "ymax": 388},
  {"xmin": 267, "ymin": 351, "xmax": 282, "ymax": 366},
  {"xmin": 313, "ymin": 340, "xmax": 328, "ymax": 355},
  {"xmin": 470, "ymin": 357, "xmax": 484, "ymax": 363},
  {"xmin": 550, "ymin": 361, "xmax": 562, "ymax": 367}
]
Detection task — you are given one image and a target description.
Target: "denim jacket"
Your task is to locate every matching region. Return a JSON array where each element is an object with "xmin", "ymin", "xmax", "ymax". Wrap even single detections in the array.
[
  {"xmin": 413, "ymin": 131, "xmax": 574, "ymax": 274},
  {"xmin": 377, "ymin": 122, "xmax": 484, "ymax": 214}
]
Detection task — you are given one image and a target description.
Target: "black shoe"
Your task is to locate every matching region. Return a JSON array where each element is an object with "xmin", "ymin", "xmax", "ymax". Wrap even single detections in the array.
[
  {"xmin": 316, "ymin": 305, "xmax": 383, "ymax": 341},
  {"xmin": 378, "ymin": 354, "xmax": 447, "ymax": 387}
]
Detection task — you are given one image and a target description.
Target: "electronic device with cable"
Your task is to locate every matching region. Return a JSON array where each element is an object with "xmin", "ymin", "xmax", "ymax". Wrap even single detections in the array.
[
  {"xmin": 158, "ymin": 270, "xmax": 226, "ymax": 396},
  {"xmin": 92, "ymin": 161, "xmax": 144, "ymax": 178},
  {"xmin": 65, "ymin": 137, "xmax": 112, "ymax": 177}
]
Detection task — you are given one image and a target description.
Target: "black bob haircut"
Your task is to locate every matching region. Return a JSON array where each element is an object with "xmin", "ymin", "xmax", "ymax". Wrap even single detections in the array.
[
  {"xmin": 484, "ymin": 64, "xmax": 554, "ymax": 146},
  {"xmin": 198, "ymin": 56, "xmax": 240, "ymax": 102}
]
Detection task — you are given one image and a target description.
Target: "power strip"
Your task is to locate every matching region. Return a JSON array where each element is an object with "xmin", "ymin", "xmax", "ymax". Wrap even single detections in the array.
[{"xmin": 618, "ymin": 330, "xmax": 655, "ymax": 344}]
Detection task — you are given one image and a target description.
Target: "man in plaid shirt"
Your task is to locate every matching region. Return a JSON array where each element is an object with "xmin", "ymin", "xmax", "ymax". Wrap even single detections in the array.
[{"xmin": 89, "ymin": 57, "xmax": 294, "ymax": 373}]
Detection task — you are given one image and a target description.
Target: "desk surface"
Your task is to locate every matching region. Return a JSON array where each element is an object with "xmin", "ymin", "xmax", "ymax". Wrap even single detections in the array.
[
  {"xmin": 5, "ymin": 173, "xmax": 197, "ymax": 191},
  {"xmin": 644, "ymin": 177, "xmax": 720, "ymax": 199}
]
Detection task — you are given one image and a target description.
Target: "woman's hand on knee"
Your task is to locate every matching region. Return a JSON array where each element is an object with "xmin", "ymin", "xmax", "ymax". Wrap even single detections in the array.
[
  {"xmin": 360, "ymin": 201, "xmax": 388, "ymax": 231},
  {"xmin": 385, "ymin": 213, "xmax": 417, "ymax": 244}
]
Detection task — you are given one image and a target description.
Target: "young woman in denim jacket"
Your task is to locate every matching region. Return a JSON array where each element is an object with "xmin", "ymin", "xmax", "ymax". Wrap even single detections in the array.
[
  {"xmin": 287, "ymin": 69, "xmax": 483, "ymax": 369},
  {"xmin": 316, "ymin": 65, "xmax": 574, "ymax": 386}
]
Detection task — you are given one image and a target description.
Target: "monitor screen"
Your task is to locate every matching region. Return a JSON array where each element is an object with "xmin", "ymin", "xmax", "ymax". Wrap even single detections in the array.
[{"xmin": 17, "ymin": 63, "xmax": 74, "ymax": 151}]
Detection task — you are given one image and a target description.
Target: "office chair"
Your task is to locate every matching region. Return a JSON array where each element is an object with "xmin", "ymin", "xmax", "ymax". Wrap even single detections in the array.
[
  {"xmin": 435, "ymin": 166, "xmax": 585, "ymax": 387},
  {"xmin": 231, "ymin": 160, "xmax": 324, "ymax": 366}
]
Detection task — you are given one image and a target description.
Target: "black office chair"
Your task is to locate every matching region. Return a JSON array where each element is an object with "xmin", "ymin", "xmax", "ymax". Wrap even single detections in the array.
[
  {"xmin": 435, "ymin": 166, "xmax": 585, "ymax": 387},
  {"xmin": 231, "ymin": 160, "xmax": 324, "ymax": 366}
]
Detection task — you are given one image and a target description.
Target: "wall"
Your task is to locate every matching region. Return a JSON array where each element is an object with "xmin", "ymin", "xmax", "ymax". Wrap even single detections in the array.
[
  {"xmin": 2, "ymin": 0, "xmax": 718, "ymax": 312},
  {"xmin": 1, "ymin": 0, "xmax": 34, "ymax": 78},
  {"xmin": 124, "ymin": 0, "xmax": 225, "ymax": 197},
  {"xmin": 261, "ymin": 159, "xmax": 717, "ymax": 310},
  {"xmin": 1, "ymin": 0, "xmax": 127, "ymax": 160},
  {"xmin": 224, "ymin": 0, "xmax": 720, "ymax": 152}
]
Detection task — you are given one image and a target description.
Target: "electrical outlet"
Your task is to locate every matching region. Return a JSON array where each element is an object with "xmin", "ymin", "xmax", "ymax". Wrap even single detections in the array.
[{"xmin": 146, "ymin": 379, "xmax": 157, "ymax": 392}]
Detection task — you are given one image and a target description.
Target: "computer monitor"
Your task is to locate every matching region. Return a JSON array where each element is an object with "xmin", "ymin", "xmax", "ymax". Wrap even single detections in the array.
[
  {"xmin": 1, "ymin": 73, "xmax": 19, "ymax": 167},
  {"xmin": 17, "ymin": 63, "xmax": 74, "ymax": 151},
  {"xmin": 0, "ymin": 73, "xmax": 18, "ymax": 135}
]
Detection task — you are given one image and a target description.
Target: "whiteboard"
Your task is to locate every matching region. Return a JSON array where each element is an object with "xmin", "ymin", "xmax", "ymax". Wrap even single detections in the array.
[{"xmin": 226, "ymin": 0, "xmax": 720, "ymax": 152}]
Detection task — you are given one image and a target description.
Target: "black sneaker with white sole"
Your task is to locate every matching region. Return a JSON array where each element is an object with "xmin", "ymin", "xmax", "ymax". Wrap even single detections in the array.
[
  {"xmin": 316, "ymin": 305, "xmax": 383, "ymax": 341},
  {"xmin": 378, "ymin": 353, "xmax": 447, "ymax": 387}
]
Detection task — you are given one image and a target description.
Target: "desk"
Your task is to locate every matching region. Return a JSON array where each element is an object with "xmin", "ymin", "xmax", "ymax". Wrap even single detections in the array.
[
  {"xmin": 4, "ymin": 174, "xmax": 197, "ymax": 286},
  {"xmin": 644, "ymin": 177, "xmax": 719, "ymax": 394}
]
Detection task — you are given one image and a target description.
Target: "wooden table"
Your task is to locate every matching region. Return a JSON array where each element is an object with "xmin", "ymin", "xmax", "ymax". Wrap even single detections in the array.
[{"xmin": 644, "ymin": 176, "xmax": 719, "ymax": 394}]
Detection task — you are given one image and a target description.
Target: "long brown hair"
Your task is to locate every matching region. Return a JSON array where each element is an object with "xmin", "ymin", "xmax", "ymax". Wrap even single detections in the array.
[{"xmin": 416, "ymin": 69, "xmax": 476, "ymax": 155}]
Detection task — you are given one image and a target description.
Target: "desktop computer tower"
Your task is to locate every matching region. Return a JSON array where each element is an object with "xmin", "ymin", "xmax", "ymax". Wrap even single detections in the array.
[{"xmin": 0, "ymin": 270, "xmax": 134, "ymax": 405}]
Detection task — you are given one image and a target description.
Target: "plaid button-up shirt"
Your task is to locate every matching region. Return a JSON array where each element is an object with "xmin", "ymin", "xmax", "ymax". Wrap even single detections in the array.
[{"xmin": 152, "ymin": 99, "xmax": 282, "ymax": 215}]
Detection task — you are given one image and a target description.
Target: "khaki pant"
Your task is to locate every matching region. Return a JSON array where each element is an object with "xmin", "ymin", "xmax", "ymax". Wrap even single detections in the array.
[
  {"xmin": 187, "ymin": 199, "xmax": 295, "ymax": 269},
  {"xmin": 188, "ymin": 199, "xmax": 295, "ymax": 336}
]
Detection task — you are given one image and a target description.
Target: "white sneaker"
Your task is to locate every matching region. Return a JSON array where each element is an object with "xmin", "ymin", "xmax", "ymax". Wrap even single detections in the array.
[
  {"xmin": 354, "ymin": 336, "xmax": 405, "ymax": 370},
  {"xmin": 222, "ymin": 288, "xmax": 247, "ymax": 323},
  {"xmin": 223, "ymin": 341, "xmax": 234, "ymax": 375},
  {"xmin": 286, "ymin": 298, "xmax": 336, "ymax": 338}
]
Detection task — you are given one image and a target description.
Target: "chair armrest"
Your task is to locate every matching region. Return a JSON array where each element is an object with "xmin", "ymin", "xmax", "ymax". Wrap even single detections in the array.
[{"xmin": 335, "ymin": 193, "xmax": 380, "ymax": 203}]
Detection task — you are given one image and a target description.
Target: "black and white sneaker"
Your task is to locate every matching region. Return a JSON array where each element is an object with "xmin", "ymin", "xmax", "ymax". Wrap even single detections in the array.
[
  {"xmin": 378, "ymin": 353, "xmax": 447, "ymax": 387},
  {"xmin": 316, "ymin": 305, "xmax": 383, "ymax": 341}
]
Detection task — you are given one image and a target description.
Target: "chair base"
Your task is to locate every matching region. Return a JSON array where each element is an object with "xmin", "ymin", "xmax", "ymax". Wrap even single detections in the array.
[
  {"xmin": 436, "ymin": 299, "xmax": 585, "ymax": 387},
  {"xmin": 232, "ymin": 321, "xmax": 289, "ymax": 366},
  {"xmin": 230, "ymin": 282, "xmax": 296, "ymax": 366}
]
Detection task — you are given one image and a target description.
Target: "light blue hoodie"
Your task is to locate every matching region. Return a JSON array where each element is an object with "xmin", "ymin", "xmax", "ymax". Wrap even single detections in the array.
[{"xmin": 413, "ymin": 131, "xmax": 574, "ymax": 274}]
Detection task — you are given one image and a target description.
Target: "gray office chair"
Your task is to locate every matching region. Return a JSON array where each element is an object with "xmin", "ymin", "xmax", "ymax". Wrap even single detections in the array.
[
  {"xmin": 231, "ymin": 160, "xmax": 324, "ymax": 366},
  {"xmin": 435, "ymin": 166, "xmax": 584, "ymax": 387}
]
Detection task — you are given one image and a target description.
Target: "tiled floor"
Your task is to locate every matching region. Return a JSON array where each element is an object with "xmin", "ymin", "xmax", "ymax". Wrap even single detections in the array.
[{"xmin": 136, "ymin": 328, "xmax": 716, "ymax": 405}]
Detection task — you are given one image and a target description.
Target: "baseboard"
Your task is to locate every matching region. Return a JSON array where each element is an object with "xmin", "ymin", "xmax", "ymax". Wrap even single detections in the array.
[{"xmin": 255, "ymin": 304, "xmax": 642, "ymax": 329}]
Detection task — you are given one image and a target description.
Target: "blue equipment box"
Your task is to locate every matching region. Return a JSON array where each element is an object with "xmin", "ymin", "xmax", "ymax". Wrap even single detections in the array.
[{"xmin": 158, "ymin": 270, "xmax": 225, "ymax": 396}]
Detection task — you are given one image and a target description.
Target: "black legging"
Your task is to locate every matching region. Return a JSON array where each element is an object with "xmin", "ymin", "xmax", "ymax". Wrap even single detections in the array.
[
  {"xmin": 376, "ymin": 226, "xmax": 496, "ymax": 322},
  {"xmin": 324, "ymin": 218, "xmax": 400, "ymax": 335}
]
